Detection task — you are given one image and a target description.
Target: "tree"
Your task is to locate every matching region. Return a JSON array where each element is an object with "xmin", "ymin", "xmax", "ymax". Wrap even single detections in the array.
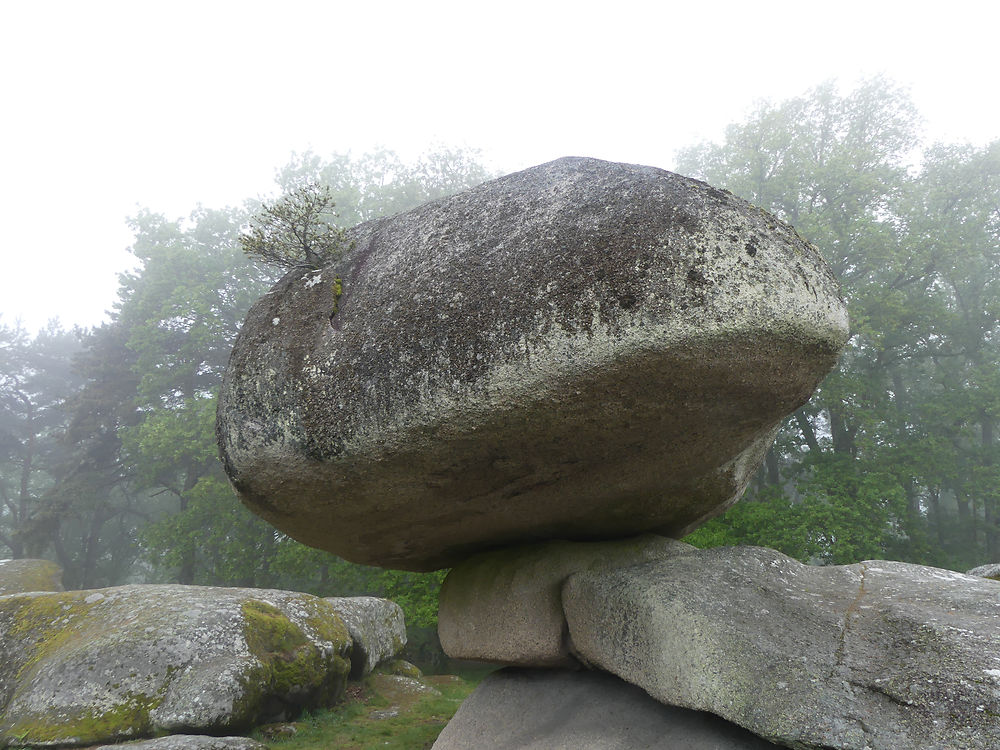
[
  {"xmin": 0, "ymin": 321, "xmax": 83, "ymax": 559},
  {"xmin": 116, "ymin": 205, "xmax": 277, "ymax": 584},
  {"xmin": 274, "ymin": 146, "xmax": 495, "ymax": 226},
  {"xmin": 240, "ymin": 182, "xmax": 351, "ymax": 270},
  {"xmin": 678, "ymin": 79, "xmax": 1000, "ymax": 571}
]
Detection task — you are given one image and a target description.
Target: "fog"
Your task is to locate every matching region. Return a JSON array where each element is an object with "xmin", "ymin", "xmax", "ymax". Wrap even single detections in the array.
[{"xmin": 2, "ymin": 1, "xmax": 998, "ymax": 331}]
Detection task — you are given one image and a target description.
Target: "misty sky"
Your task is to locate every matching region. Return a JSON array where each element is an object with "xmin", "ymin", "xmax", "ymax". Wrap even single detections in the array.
[{"xmin": 2, "ymin": 1, "xmax": 998, "ymax": 333}]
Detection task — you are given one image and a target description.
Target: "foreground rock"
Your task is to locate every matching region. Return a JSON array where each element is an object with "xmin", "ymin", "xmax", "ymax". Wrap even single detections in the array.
[
  {"xmin": 432, "ymin": 667, "xmax": 781, "ymax": 749},
  {"xmin": 93, "ymin": 737, "xmax": 266, "ymax": 750},
  {"xmin": 325, "ymin": 596, "xmax": 407, "ymax": 677},
  {"xmin": 438, "ymin": 536, "xmax": 692, "ymax": 666},
  {"xmin": 0, "ymin": 585, "xmax": 351, "ymax": 747},
  {"xmin": 564, "ymin": 545, "xmax": 1000, "ymax": 750},
  {"xmin": 0, "ymin": 558, "xmax": 63, "ymax": 595},
  {"xmin": 218, "ymin": 156, "xmax": 848, "ymax": 570}
]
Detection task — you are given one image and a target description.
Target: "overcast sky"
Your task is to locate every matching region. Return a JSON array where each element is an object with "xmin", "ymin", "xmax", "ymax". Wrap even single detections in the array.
[{"xmin": 2, "ymin": 1, "xmax": 998, "ymax": 333}]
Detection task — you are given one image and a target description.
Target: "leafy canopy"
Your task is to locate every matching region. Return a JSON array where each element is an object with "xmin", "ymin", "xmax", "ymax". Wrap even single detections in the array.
[{"xmin": 240, "ymin": 181, "xmax": 351, "ymax": 270}]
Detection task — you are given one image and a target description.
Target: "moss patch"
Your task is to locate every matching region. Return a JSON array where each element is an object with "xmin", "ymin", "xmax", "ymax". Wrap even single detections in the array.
[
  {"xmin": 4, "ymin": 692, "xmax": 157, "ymax": 745},
  {"xmin": 0, "ymin": 592, "xmax": 99, "ymax": 680},
  {"xmin": 240, "ymin": 600, "xmax": 350, "ymax": 723},
  {"xmin": 0, "ymin": 593, "xmax": 170, "ymax": 746}
]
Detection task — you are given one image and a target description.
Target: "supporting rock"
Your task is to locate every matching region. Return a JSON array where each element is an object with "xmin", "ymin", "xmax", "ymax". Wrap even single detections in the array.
[
  {"xmin": 438, "ymin": 536, "xmax": 692, "ymax": 666},
  {"xmin": 564, "ymin": 545, "xmax": 1000, "ymax": 750},
  {"xmin": 431, "ymin": 667, "xmax": 781, "ymax": 749}
]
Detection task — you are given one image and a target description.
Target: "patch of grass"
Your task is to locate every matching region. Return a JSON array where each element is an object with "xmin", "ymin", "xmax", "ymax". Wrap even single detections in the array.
[{"xmin": 252, "ymin": 672, "xmax": 480, "ymax": 750}]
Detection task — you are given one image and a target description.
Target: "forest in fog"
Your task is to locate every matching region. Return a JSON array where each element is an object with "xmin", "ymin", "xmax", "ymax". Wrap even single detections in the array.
[{"xmin": 1, "ymin": 78, "xmax": 997, "ymax": 665}]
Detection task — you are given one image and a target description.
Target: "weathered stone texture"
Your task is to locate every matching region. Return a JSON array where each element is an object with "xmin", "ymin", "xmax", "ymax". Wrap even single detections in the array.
[
  {"xmin": 967, "ymin": 562, "xmax": 1000, "ymax": 580},
  {"xmin": 438, "ymin": 535, "xmax": 693, "ymax": 666},
  {"xmin": 563, "ymin": 545, "xmax": 1000, "ymax": 750},
  {"xmin": 325, "ymin": 596, "xmax": 407, "ymax": 677},
  {"xmin": 431, "ymin": 667, "xmax": 782, "ymax": 749},
  {"xmin": 92, "ymin": 736, "xmax": 267, "ymax": 750},
  {"xmin": 218, "ymin": 157, "xmax": 848, "ymax": 570},
  {"xmin": 0, "ymin": 585, "xmax": 351, "ymax": 747}
]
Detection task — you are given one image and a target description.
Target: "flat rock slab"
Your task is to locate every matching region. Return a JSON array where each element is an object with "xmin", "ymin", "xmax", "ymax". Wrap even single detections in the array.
[
  {"xmin": 0, "ymin": 585, "xmax": 351, "ymax": 747},
  {"xmin": 324, "ymin": 596, "xmax": 407, "ymax": 677},
  {"xmin": 218, "ymin": 157, "xmax": 848, "ymax": 570},
  {"xmin": 92, "ymin": 737, "xmax": 266, "ymax": 749},
  {"xmin": 0, "ymin": 558, "xmax": 63, "ymax": 595},
  {"xmin": 431, "ymin": 667, "xmax": 781, "ymax": 749},
  {"xmin": 564, "ymin": 545, "xmax": 1000, "ymax": 750}
]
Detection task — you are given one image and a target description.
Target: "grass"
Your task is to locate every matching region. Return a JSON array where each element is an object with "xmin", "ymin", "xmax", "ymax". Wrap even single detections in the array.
[{"xmin": 251, "ymin": 668, "xmax": 483, "ymax": 750}]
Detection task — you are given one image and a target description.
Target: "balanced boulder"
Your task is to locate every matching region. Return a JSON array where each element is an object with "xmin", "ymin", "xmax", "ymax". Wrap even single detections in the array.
[
  {"xmin": 218, "ymin": 157, "xmax": 848, "ymax": 570},
  {"xmin": 0, "ymin": 585, "xmax": 351, "ymax": 747}
]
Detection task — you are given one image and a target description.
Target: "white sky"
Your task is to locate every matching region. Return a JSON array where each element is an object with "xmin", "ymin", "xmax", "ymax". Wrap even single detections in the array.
[{"xmin": 2, "ymin": 0, "xmax": 998, "ymax": 333}]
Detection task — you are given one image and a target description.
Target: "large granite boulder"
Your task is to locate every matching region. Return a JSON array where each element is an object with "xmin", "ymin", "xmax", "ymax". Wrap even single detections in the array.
[
  {"xmin": 325, "ymin": 596, "xmax": 407, "ymax": 677},
  {"xmin": 563, "ymin": 545, "xmax": 1000, "ymax": 750},
  {"xmin": 431, "ymin": 667, "xmax": 781, "ymax": 749},
  {"xmin": 0, "ymin": 585, "xmax": 351, "ymax": 747},
  {"xmin": 218, "ymin": 157, "xmax": 848, "ymax": 570},
  {"xmin": 438, "ymin": 535, "xmax": 692, "ymax": 666},
  {"xmin": 0, "ymin": 558, "xmax": 63, "ymax": 595}
]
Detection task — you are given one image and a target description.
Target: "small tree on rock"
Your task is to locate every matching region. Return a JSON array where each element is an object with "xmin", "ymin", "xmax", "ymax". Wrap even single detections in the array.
[{"xmin": 240, "ymin": 182, "xmax": 351, "ymax": 270}]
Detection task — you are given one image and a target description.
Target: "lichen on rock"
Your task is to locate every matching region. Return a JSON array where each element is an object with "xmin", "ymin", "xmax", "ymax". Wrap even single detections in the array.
[
  {"xmin": 217, "ymin": 156, "xmax": 849, "ymax": 571},
  {"xmin": 0, "ymin": 585, "xmax": 352, "ymax": 747}
]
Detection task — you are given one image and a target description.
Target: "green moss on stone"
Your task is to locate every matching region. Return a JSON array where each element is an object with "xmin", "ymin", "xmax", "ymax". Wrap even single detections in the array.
[
  {"xmin": 375, "ymin": 659, "xmax": 423, "ymax": 679},
  {"xmin": 239, "ymin": 599, "xmax": 350, "ymax": 721},
  {"xmin": 3, "ymin": 691, "xmax": 157, "ymax": 745},
  {"xmin": 0, "ymin": 592, "xmax": 99, "ymax": 680},
  {"xmin": 0, "ymin": 593, "xmax": 169, "ymax": 747}
]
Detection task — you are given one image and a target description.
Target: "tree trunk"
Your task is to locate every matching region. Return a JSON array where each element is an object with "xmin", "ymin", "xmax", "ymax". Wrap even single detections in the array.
[
  {"xmin": 765, "ymin": 447, "xmax": 781, "ymax": 488},
  {"xmin": 795, "ymin": 411, "xmax": 821, "ymax": 453},
  {"xmin": 983, "ymin": 414, "xmax": 997, "ymax": 561},
  {"xmin": 829, "ymin": 405, "xmax": 855, "ymax": 457},
  {"xmin": 177, "ymin": 462, "xmax": 199, "ymax": 585}
]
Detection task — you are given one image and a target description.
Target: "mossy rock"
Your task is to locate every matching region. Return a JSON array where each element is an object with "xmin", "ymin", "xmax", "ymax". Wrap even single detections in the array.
[
  {"xmin": 373, "ymin": 659, "xmax": 423, "ymax": 679},
  {"xmin": 324, "ymin": 597, "xmax": 406, "ymax": 678},
  {"xmin": 0, "ymin": 585, "xmax": 351, "ymax": 747},
  {"xmin": 0, "ymin": 558, "xmax": 64, "ymax": 595},
  {"xmin": 966, "ymin": 562, "xmax": 1000, "ymax": 581}
]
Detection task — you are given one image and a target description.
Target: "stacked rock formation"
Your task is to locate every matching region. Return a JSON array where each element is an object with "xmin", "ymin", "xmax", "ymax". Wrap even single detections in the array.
[{"xmin": 218, "ymin": 158, "xmax": 1000, "ymax": 749}]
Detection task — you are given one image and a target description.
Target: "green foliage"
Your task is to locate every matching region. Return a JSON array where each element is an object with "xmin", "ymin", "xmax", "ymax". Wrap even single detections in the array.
[
  {"xmin": 252, "ymin": 672, "xmax": 475, "ymax": 749},
  {"xmin": 241, "ymin": 182, "xmax": 352, "ymax": 271},
  {"xmin": 680, "ymin": 79, "xmax": 999, "ymax": 571},
  {"xmin": 0, "ymin": 321, "xmax": 85, "ymax": 560},
  {"xmin": 275, "ymin": 146, "xmax": 495, "ymax": 226}
]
